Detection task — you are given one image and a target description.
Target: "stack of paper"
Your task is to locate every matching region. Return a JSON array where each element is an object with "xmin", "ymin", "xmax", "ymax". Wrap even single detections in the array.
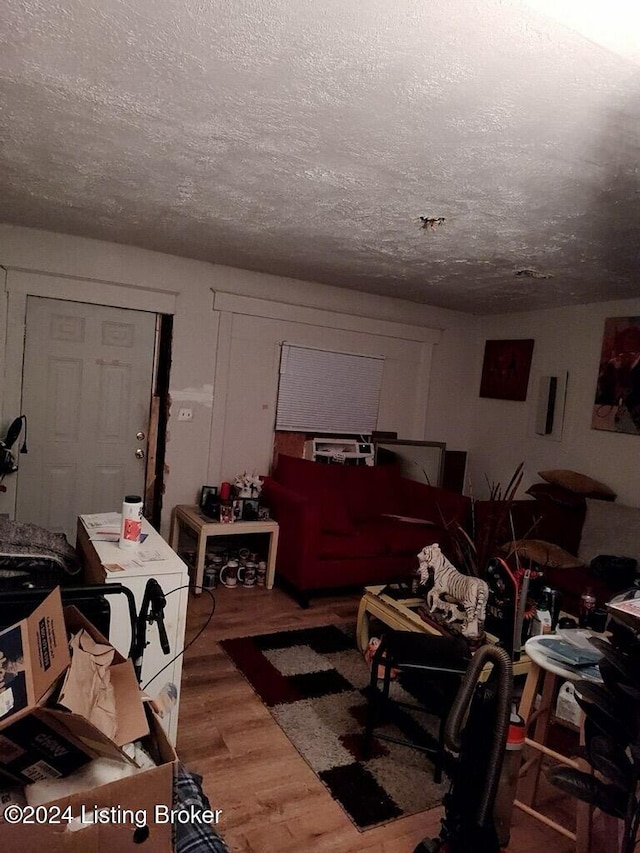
[{"xmin": 81, "ymin": 512, "xmax": 121, "ymax": 542}]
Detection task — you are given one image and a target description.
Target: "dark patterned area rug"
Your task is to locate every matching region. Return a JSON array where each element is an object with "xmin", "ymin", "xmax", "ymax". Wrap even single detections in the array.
[{"xmin": 220, "ymin": 624, "xmax": 447, "ymax": 831}]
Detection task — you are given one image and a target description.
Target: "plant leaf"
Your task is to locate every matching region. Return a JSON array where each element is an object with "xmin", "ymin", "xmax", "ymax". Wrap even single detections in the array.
[
  {"xmin": 573, "ymin": 682, "xmax": 636, "ymax": 743},
  {"xmin": 588, "ymin": 735, "xmax": 635, "ymax": 789}
]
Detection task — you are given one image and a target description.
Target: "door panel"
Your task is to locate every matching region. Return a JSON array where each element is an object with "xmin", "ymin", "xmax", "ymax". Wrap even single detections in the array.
[
  {"xmin": 50, "ymin": 359, "xmax": 83, "ymax": 439},
  {"xmin": 17, "ymin": 297, "xmax": 156, "ymax": 542}
]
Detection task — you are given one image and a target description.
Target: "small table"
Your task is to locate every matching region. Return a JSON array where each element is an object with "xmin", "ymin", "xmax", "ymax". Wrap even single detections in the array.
[
  {"xmin": 515, "ymin": 634, "xmax": 616, "ymax": 852},
  {"xmin": 357, "ymin": 585, "xmax": 428, "ymax": 651},
  {"xmin": 357, "ymin": 585, "xmax": 531, "ymax": 678},
  {"xmin": 169, "ymin": 505, "xmax": 279, "ymax": 594}
]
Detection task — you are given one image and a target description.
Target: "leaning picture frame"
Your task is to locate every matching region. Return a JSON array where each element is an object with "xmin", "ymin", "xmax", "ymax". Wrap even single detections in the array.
[
  {"xmin": 199, "ymin": 485, "xmax": 218, "ymax": 511},
  {"xmin": 241, "ymin": 498, "xmax": 260, "ymax": 521}
]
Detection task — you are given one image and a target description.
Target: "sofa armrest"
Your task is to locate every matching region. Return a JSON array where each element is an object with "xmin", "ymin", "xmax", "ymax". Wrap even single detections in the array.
[
  {"xmin": 399, "ymin": 479, "xmax": 472, "ymax": 529},
  {"xmin": 260, "ymin": 478, "xmax": 321, "ymax": 586}
]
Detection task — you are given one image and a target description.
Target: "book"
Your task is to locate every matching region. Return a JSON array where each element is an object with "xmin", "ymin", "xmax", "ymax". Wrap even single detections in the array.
[{"xmin": 536, "ymin": 637, "xmax": 601, "ymax": 667}]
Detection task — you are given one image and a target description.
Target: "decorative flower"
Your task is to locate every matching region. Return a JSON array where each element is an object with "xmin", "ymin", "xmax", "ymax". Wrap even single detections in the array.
[{"xmin": 233, "ymin": 471, "xmax": 262, "ymax": 497}]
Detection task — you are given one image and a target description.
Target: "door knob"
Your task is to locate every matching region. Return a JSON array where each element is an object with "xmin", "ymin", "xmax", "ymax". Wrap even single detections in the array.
[
  {"xmin": 136, "ymin": 431, "xmax": 146, "ymax": 441},
  {"xmin": 135, "ymin": 448, "xmax": 145, "ymax": 459}
]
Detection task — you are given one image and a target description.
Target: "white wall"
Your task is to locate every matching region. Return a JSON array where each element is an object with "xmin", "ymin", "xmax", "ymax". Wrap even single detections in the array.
[
  {"xmin": 10, "ymin": 226, "xmax": 635, "ymax": 523},
  {"xmin": 469, "ymin": 298, "xmax": 640, "ymax": 506},
  {"xmin": 210, "ymin": 309, "xmax": 439, "ymax": 482},
  {"xmin": 0, "ymin": 225, "xmax": 478, "ymax": 533}
]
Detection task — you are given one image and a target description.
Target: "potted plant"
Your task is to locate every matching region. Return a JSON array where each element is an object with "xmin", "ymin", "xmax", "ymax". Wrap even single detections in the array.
[{"xmin": 445, "ymin": 462, "xmax": 525, "ymax": 578}]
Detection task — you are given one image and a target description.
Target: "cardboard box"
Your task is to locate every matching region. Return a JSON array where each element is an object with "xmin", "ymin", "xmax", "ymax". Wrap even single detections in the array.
[
  {"xmin": 51, "ymin": 606, "xmax": 149, "ymax": 760},
  {"xmin": 1, "ymin": 597, "xmax": 177, "ymax": 851},
  {"xmin": 0, "ymin": 597, "xmax": 149, "ymax": 785},
  {"xmin": 2, "ymin": 705, "xmax": 176, "ymax": 853},
  {"xmin": 0, "ymin": 587, "xmax": 70, "ymax": 725},
  {"xmin": 0, "ymin": 588, "xmax": 76, "ymax": 783}
]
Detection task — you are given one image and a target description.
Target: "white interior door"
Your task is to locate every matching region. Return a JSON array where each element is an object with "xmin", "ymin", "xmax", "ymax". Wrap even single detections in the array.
[{"xmin": 16, "ymin": 297, "xmax": 157, "ymax": 542}]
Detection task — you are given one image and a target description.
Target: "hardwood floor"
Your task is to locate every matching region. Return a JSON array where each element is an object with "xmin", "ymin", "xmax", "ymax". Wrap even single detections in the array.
[{"xmin": 176, "ymin": 586, "xmax": 591, "ymax": 852}]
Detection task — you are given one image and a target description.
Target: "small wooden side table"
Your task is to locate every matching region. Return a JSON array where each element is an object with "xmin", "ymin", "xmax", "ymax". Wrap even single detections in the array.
[
  {"xmin": 357, "ymin": 585, "xmax": 531, "ymax": 678},
  {"xmin": 357, "ymin": 585, "xmax": 428, "ymax": 652},
  {"xmin": 515, "ymin": 635, "xmax": 618, "ymax": 852},
  {"xmin": 169, "ymin": 504, "xmax": 279, "ymax": 594}
]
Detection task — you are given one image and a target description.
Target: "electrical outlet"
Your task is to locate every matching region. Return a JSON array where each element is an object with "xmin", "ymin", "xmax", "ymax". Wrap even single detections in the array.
[{"xmin": 177, "ymin": 407, "xmax": 193, "ymax": 422}]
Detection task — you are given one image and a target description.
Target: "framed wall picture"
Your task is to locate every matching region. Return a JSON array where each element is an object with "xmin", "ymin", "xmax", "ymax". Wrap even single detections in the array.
[
  {"xmin": 592, "ymin": 316, "xmax": 640, "ymax": 434},
  {"xmin": 479, "ymin": 339, "xmax": 534, "ymax": 401}
]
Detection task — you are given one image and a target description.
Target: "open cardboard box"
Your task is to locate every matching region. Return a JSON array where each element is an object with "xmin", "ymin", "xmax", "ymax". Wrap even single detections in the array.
[
  {"xmin": 0, "ymin": 589, "xmax": 177, "ymax": 851},
  {"xmin": 0, "ymin": 586, "xmax": 70, "ymax": 725},
  {"xmin": 0, "ymin": 587, "xmax": 74, "ymax": 782},
  {"xmin": 2, "ymin": 704, "xmax": 176, "ymax": 853},
  {"xmin": 47, "ymin": 604, "xmax": 150, "ymax": 767},
  {"xmin": 0, "ymin": 592, "xmax": 149, "ymax": 784}
]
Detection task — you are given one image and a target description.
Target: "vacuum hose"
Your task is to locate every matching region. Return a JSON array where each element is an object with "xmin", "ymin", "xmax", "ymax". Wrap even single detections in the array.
[{"xmin": 444, "ymin": 644, "xmax": 513, "ymax": 827}]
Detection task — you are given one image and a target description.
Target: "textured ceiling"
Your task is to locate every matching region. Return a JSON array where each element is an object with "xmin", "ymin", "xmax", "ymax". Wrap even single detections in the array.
[{"xmin": 2, "ymin": 0, "xmax": 640, "ymax": 314}]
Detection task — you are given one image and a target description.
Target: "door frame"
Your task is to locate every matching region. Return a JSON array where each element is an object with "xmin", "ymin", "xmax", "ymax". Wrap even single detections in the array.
[{"xmin": 2, "ymin": 270, "xmax": 176, "ymax": 526}]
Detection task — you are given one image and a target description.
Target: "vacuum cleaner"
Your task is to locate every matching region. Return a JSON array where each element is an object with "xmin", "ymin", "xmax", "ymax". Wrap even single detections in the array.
[{"xmin": 413, "ymin": 645, "xmax": 513, "ymax": 853}]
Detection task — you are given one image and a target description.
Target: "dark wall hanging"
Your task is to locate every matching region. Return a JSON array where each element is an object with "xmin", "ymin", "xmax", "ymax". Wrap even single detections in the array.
[{"xmin": 479, "ymin": 339, "xmax": 534, "ymax": 401}]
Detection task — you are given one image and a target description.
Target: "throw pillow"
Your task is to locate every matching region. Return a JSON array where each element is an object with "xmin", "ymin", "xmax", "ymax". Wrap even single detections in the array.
[
  {"xmin": 578, "ymin": 499, "xmax": 640, "ymax": 566},
  {"xmin": 342, "ymin": 463, "xmax": 402, "ymax": 522},
  {"xmin": 525, "ymin": 482, "xmax": 586, "ymax": 509},
  {"xmin": 538, "ymin": 470, "xmax": 617, "ymax": 501},
  {"xmin": 500, "ymin": 539, "xmax": 584, "ymax": 568},
  {"xmin": 274, "ymin": 454, "xmax": 354, "ymax": 535}
]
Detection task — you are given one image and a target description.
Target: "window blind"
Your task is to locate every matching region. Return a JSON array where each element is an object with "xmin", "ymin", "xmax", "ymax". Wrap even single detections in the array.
[{"xmin": 276, "ymin": 343, "xmax": 384, "ymax": 433}]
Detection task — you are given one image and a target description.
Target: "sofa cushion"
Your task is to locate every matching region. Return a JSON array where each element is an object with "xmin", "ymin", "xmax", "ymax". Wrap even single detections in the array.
[
  {"xmin": 578, "ymin": 499, "xmax": 640, "ymax": 566},
  {"xmin": 361, "ymin": 517, "xmax": 446, "ymax": 556},
  {"xmin": 317, "ymin": 529, "xmax": 387, "ymax": 559},
  {"xmin": 274, "ymin": 455, "xmax": 354, "ymax": 534},
  {"xmin": 501, "ymin": 539, "xmax": 584, "ymax": 569},
  {"xmin": 401, "ymin": 482, "xmax": 470, "ymax": 528},
  {"xmin": 275, "ymin": 453, "xmax": 344, "ymax": 492},
  {"xmin": 538, "ymin": 470, "xmax": 616, "ymax": 501},
  {"xmin": 316, "ymin": 486, "xmax": 356, "ymax": 536},
  {"xmin": 342, "ymin": 463, "xmax": 402, "ymax": 522}
]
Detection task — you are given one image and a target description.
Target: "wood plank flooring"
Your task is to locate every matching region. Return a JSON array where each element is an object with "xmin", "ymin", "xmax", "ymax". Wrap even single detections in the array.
[{"xmin": 176, "ymin": 586, "xmax": 600, "ymax": 852}]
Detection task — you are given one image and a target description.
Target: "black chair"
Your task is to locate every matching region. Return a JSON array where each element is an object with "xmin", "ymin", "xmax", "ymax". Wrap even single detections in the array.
[{"xmin": 363, "ymin": 630, "xmax": 472, "ymax": 782}]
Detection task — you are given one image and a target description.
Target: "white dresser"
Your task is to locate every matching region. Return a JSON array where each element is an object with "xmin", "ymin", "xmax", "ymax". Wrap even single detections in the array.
[{"xmin": 76, "ymin": 515, "xmax": 189, "ymax": 745}]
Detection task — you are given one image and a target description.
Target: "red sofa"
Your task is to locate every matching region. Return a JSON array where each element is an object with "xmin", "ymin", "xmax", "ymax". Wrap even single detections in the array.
[
  {"xmin": 262, "ymin": 456, "xmax": 634, "ymax": 615},
  {"xmin": 494, "ymin": 493, "xmax": 636, "ymax": 616},
  {"xmin": 261, "ymin": 454, "xmax": 470, "ymax": 606}
]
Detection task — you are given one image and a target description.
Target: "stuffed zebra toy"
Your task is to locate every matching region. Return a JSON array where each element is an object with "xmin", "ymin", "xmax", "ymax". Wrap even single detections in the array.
[{"xmin": 417, "ymin": 543, "xmax": 489, "ymax": 640}]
